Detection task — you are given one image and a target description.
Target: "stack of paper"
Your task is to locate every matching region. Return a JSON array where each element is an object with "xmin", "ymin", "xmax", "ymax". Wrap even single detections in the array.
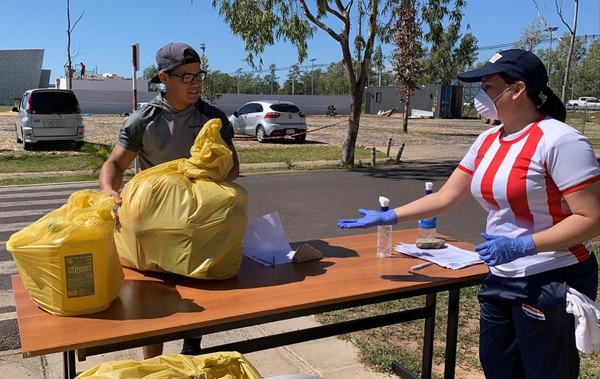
[{"xmin": 394, "ymin": 243, "xmax": 482, "ymax": 270}]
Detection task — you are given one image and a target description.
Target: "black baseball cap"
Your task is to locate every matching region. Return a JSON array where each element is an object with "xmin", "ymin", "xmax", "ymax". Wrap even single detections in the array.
[
  {"xmin": 457, "ymin": 49, "xmax": 548, "ymax": 92},
  {"xmin": 150, "ymin": 43, "xmax": 201, "ymax": 83}
]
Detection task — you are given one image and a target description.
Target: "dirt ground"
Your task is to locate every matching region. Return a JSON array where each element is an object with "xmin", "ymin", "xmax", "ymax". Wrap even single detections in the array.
[
  {"xmin": 0, "ymin": 111, "xmax": 491, "ymax": 155},
  {"xmin": 1, "ymin": 111, "xmax": 598, "ymax": 156}
]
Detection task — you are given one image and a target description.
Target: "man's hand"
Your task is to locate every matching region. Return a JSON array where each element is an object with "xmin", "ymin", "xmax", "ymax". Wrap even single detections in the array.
[
  {"xmin": 337, "ymin": 209, "xmax": 397, "ymax": 229},
  {"xmin": 475, "ymin": 233, "xmax": 537, "ymax": 266}
]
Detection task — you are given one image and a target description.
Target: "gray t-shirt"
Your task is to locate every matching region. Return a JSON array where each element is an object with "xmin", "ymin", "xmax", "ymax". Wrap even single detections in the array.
[{"xmin": 118, "ymin": 94, "xmax": 234, "ymax": 170}]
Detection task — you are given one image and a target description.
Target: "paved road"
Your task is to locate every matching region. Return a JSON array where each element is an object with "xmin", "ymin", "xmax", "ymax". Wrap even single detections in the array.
[{"xmin": 0, "ymin": 165, "xmax": 487, "ymax": 357}]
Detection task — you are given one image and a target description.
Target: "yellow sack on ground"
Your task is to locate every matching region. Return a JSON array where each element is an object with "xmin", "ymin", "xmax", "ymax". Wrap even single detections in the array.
[
  {"xmin": 115, "ymin": 118, "xmax": 248, "ymax": 279},
  {"xmin": 75, "ymin": 352, "xmax": 261, "ymax": 379},
  {"xmin": 6, "ymin": 189, "xmax": 123, "ymax": 316}
]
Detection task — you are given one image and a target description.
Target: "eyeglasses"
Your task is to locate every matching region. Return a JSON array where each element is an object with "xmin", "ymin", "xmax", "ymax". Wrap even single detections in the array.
[{"xmin": 168, "ymin": 70, "xmax": 207, "ymax": 83}]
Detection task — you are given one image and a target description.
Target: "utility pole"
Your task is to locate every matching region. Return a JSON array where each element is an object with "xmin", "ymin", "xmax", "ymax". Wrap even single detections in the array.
[
  {"xmin": 310, "ymin": 58, "xmax": 316, "ymax": 96},
  {"xmin": 199, "ymin": 43, "xmax": 206, "ymax": 70},
  {"xmin": 236, "ymin": 68, "xmax": 242, "ymax": 94},
  {"xmin": 545, "ymin": 27, "xmax": 558, "ymax": 78}
]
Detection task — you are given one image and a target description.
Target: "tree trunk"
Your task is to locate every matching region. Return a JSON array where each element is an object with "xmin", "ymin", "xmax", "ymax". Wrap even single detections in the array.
[
  {"xmin": 561, "ymin": 0, "xmax": 578, "ymax": 104},
  {"xmin": 341, "ymin": 89, "xmax": 365, "ymax": 166},
  {"xmin": 402, "ymin": 88, "xmax": 411, "ymax": 133}
]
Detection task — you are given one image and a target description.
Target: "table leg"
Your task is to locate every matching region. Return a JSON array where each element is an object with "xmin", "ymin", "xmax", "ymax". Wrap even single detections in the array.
[
  {"xmin": 421, "ymin": 292, "xmax": 436, "ymax": 379},
  {"xmin": 444, "ymin": 288, "xmax": 460, "ymax": 379},
  {"xmin": 63, "ymin": 350, "xmax": 77, "ymax": 379}
]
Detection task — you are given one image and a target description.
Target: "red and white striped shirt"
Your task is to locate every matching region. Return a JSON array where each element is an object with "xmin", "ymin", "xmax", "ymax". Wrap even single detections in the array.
[{"xmin": 458, "ymin": 115, "xmax": 600, "ymax": 277}]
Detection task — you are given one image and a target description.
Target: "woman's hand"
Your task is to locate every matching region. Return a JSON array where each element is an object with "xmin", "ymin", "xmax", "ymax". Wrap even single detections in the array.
[
  {"xmin": 475, "ymin": 233, "xmax": 537, "ymax": 266},
  {"xmin": 337, "ymin": 209, "xmax": 397, "ymax": 229}
]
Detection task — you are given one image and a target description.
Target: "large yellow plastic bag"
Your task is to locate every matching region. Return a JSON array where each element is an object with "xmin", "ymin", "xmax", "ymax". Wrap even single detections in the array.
[
  {"xmin": 6, "ymin": 189, "xmax": 124, "ymax": 316},
  {"xmin": 75, "ymin": 352, "xmax": 261, "ymax": 379},
  {"xmin": 115, "ymin": 118, "xmax": 248, "ymax": 279}
]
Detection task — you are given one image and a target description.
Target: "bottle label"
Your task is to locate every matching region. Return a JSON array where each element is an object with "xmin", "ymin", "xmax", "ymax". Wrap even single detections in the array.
[{"xmin": 418, "ymin": 217, "xmax": 437, "ymax": 229}]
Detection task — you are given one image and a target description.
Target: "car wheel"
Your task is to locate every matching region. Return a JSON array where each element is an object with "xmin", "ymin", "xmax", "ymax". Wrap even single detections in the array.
[
  {"xmin": 294, "ymin": 133, "xmax": 306, "ymax": 143},
  {"xmin": 256, "ymin": 126, "xmax": 266, "ymax": 143},
  {"xmin": 74, "ymin": 141, "xmax": 84, "ymax": 150},
  {"xmin": 23, "ymin": 141, "xmax": 33, "ymax": 151},
  {"xmin": 16, "ymin": 125, "xmax": 22, "ymax": 143}
]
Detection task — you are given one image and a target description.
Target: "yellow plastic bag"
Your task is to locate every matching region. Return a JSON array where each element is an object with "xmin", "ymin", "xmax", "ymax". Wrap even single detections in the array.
[
  {"xmin": 6, "ymin": 189, "xmax": 123, "ymax": 316},
  {"xmin": 75, "ymin": 352, "xmax": 262, "ymax": 379},
  {"xmin": 115, "ymin": 118, "xmax": 248, "ymax": 279}
]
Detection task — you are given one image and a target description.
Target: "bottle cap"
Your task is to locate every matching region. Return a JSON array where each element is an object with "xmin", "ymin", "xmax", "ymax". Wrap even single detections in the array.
[{"xmin": 378, "ymin": 196, "xmax": 389, "ymax": 207}]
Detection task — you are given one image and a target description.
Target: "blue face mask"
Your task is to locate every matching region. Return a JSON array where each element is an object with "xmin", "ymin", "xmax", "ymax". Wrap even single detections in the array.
[{"xmin": 474, "ymin": 84, "xmax": 514, "ymax": 121}]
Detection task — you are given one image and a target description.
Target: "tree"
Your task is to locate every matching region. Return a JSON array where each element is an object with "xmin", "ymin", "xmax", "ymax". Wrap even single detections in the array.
[
  {"xmin": 65, "ymin": 0, "xmax": 84, "ymax": 90},
  {"xmin": 572, "ymin": 40, "xmax": 600, "ymax": 97},
  {"xmin": 142, "ymin": 66, "xmax": 160, "ymax": 92},
  {"xmin": 212, "ymin": 0, "xmax": 390, "ymax": 165},
  {"xmin": 514, "ymin": 20, "xmax": 545, "ymax": 51},
  {"xmin": 372, "ymin": 45, "xmax": 385, "ymax": 86},
  {"xmin": 393, "ymin": 0, "xmax": 424, "ymax": 133},
  {"xmin": 420, "ymin": 0, "xmax": 476, "ymax": 85},
  {"xmin": 556, "ymin": 0, "xmax": 579, "ymax": 104}
]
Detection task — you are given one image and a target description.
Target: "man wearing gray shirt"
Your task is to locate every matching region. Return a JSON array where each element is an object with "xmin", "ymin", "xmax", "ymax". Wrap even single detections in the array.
[{"xmin": 99, "ymin": 42, "xmax": 239, "ymax": 359}]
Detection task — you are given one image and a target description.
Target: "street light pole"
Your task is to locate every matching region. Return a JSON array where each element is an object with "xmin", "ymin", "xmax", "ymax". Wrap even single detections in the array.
[
  {"xmin": 236, "ymin": 68, "xmax": 242, "ymax": 94},
  {"xmin": 199, "ymin": 43, "xmax": 206, "ymax": 70},
  {"xmin": 310, "ymin": 58, "xmax": 316, "ymax": 96},
  {"xmin": 545, "ymin": 26, "xmax": 558, "ymax": 78}
]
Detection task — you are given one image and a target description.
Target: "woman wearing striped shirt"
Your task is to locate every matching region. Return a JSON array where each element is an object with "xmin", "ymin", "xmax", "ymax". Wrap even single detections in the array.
[{"xmin": 337, "ymin": 49, "xmax": 600, "ymax": 378}]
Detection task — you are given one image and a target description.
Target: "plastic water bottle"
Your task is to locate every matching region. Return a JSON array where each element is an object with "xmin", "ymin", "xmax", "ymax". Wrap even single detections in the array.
[
  {"xmin": 417, "ymin": 182, "xmax": 437, "ymax": 240},
  {"xmin": 376, "ymin": 196, "xmax": 392, "ymax": 258}
]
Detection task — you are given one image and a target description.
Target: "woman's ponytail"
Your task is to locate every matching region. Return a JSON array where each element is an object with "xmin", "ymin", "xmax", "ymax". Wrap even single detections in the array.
[{"xmin": 538, "ymin": 87, "xmax": 566, "ymax": 122}]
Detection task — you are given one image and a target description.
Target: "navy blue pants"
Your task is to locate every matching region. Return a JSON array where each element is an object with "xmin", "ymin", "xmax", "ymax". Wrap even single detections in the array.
[{"xmin": 478, "ymin": 255, "xmax": 598, "ymax": 379}]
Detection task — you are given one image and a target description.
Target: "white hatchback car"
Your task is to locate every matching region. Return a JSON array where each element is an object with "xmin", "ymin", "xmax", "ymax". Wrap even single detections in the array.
[
  {"xmin": 228, "ymin": 100, "xmax": 307, "ymax": 143},
  {"xmin": 12, "ymin": 89, "xmax": 85, "ymax": 150}
]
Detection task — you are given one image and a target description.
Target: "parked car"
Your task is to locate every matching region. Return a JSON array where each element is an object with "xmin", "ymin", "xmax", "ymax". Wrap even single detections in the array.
[
  {"xmin": 567, "ymin": 97, "xmax": 600, "ymax": 109},
  {"xmin": 228, "ymin": 100, "xmax": 307, "ymax": 143},
  {"xmin": 12, "ymin": 89, "xmax": 85, "ymax": 150}
]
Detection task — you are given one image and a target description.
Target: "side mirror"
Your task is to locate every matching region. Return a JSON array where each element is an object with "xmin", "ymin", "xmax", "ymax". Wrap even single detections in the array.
[
  {"xmin": 11, "ymin": 107, "xmax": 18, "ymax": 112},
  {"xmin": 233, "ymin": 111, "xmax": 239, "ymax": 117}
]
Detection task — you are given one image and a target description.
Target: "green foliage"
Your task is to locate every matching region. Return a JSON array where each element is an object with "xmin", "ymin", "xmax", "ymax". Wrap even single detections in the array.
[
  {"xmin": 79, "ymin": 142, "xmax": 115, "ymax": 174},
  {"xmin": 420, "ymin": 0, "xmax": 476, "ymax": 85},
  {"xmin": 142, "ymin": 65, "xmax": 161, "ymax": 92}
]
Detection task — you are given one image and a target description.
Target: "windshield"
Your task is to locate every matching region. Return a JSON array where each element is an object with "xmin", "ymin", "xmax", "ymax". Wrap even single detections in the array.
[
  {"xmin": 270, "ymin": 103, "xmax": 300, "ymax": 113},
  {"xmin": 30, "ymin": 92, "xmax": 80, "ymax": 114}
]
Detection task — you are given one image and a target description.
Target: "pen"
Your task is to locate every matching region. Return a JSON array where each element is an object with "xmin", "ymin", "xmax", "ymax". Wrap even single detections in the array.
[{"xmin": 410, "ymin": 261, "xmax": 434, "ymax": 272}]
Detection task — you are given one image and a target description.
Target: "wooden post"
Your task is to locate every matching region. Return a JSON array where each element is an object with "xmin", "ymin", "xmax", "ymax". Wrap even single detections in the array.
[
  {"xmin": 386, "ymin": 137, "xmax": 393, "ymax": 157},
  {"xmin": 395, "ymin": 143, "xmax": 406, "ymax": 163},
  {"xmin": 371, "ymin": 147, "xmax": 376, "ymax": 167}
]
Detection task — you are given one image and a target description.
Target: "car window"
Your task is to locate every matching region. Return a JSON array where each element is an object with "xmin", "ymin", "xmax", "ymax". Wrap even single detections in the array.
[
  {"xmin": 20, "ymin": 94, "xmax": 29, "ymax": 110},
  {"xmin": 29, "ymin": 92, "xmax": 80, "ymax": 114},
  {"xmin": 270, "ymin": 103, "xmax": 300, "ymax": 113},
  {"xmin": 253, "ymin": 103, "xmax": 263, "ymax": 113},
  {"xmin": 238, "ymin": 103, "xmax": 255, "ymax": 115}
]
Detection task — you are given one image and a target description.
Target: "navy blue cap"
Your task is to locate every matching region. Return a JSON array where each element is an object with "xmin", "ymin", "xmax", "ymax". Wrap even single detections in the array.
[
  {"xmin": 151, "ymin": 43, "xmax": 201, "ymax": 83},
  {"xmin": 457, "ymin": 49, "xmax": 548, "ymax": 91}
]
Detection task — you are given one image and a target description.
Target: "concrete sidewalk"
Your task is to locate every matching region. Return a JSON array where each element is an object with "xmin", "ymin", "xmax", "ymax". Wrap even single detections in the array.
[{"xmin": 1, "ymin": 315, "xmax": 393, "ymax": 378}]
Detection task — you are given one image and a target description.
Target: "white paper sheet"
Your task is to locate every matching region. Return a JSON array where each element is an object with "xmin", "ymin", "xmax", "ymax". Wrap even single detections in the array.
[
  {"xmin": 242, "ymin": 212, "xmax": 295, "ymax": 267},
  {"xmin": 394, "ymin": 242, "xmax": 483, "ymax": 270}
]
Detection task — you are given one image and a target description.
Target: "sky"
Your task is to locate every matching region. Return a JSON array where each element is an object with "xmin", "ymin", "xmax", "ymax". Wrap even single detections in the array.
[{"xmin": 2, "ymin": 0, "xmax": 599, "ymax": 83}]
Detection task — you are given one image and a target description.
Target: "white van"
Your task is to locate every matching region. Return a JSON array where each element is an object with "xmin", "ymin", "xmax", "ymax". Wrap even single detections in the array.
[{"xmin": 12, "ymin": 89, "xmax": 85, "ymax": 150}]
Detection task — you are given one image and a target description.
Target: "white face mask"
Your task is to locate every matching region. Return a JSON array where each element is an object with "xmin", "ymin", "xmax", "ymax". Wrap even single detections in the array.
[{"xmin": 474, "ymin": 85, "xmax": 514, "ymax": 120}]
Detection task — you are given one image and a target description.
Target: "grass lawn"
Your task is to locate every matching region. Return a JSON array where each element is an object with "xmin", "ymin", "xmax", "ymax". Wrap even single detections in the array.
[
  {"xmin": 317, "ymin": 249, "xmax": 600, "ymax": 378},
  {"xmin": 0, "ymin": 144, "xmax": 388, "ymax": 186}
]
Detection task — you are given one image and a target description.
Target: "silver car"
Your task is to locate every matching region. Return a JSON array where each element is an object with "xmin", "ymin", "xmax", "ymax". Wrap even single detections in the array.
[
  {"xmin": 228, "ymin": 100, "xmax": 307, "ymax": 143},
  {"xmin": 13, "ymin": 89, "xmax": 85, "ymax": 150}
]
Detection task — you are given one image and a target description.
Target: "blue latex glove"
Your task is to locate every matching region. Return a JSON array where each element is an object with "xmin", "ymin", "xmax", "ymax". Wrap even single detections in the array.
[
  {"xmin": 475, "ymin": 233, "xmax": 537, "ymax": 266},
  {"xmin": 337, "ymin": 208, "xmax": 397, "ymax": 229}
]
